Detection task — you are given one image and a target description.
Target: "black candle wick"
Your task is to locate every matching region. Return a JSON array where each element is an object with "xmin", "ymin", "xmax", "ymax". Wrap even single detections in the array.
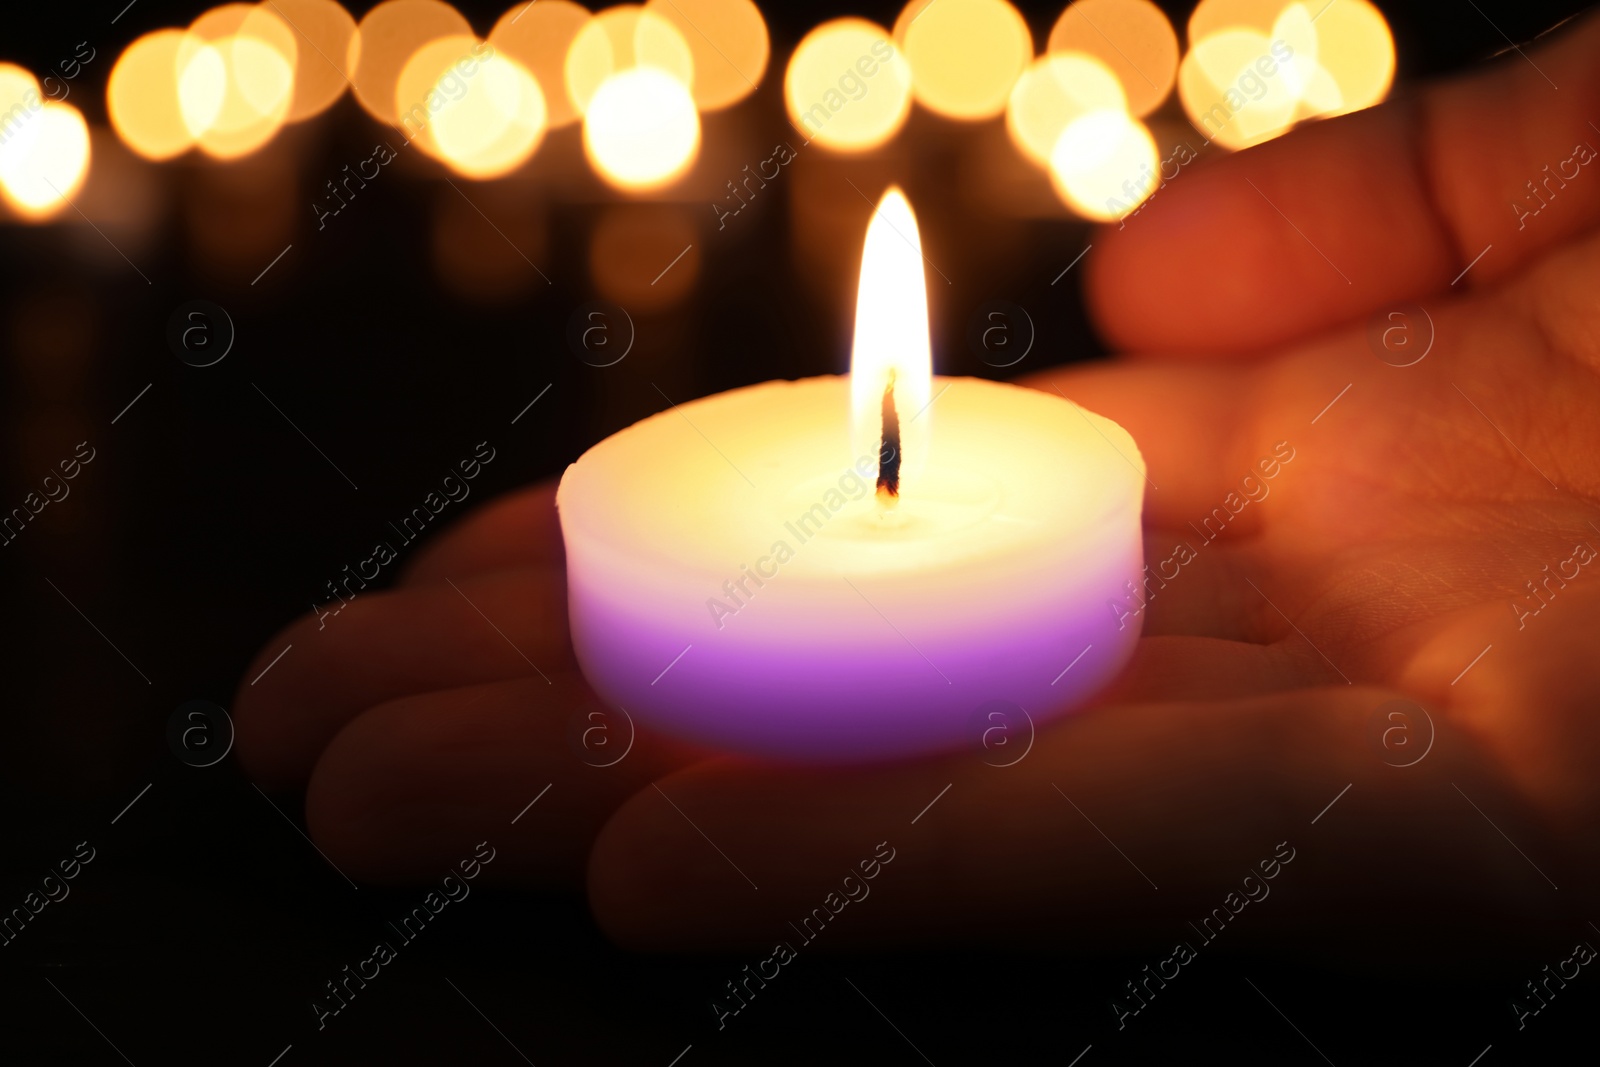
[{"xmin": 877, "ymin": 369, "xmax": 901, "ymax": 503}]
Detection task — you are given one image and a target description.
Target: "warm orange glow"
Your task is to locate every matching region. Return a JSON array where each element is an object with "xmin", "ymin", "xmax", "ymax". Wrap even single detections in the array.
[
  {"xmin": 589, "ymin": 204, "xmax": 699, "ymax": 311},
  {"xmin": 194, "ymin": 37, "xmax": 293, "ymax": 158},
  {"xmin": 1048, "ymin": 108, "xmax": 1159, "ymax": 221},
  {"xmin": 784, "ymin": 18, "xmax": 912, "ymax": 153},
  {"xmin": 431, "ymin": 183, "xmax": 547, "ymax": 301},
  {"xmin": 644, "ymin": 0, "xmax": 768, "ymax": 110},
  {"xmin": 1187, "ymin": 0, "xmax": 1291, "ymax": 41},
  {"xmin": 1047, "ymin": 0, "xmax": 1178, "ymax": 118},
  {"xmin": 229, "ymin": 34, "xmax": 295, "ymax": 120},
  {"xmin": 0, "ymin": 101, "xmax": 91, "ymax": 218},
  {"xmin": 432, "ymin": 49, "xmax": 547, "ymax": 179},
  {"xmin": 489, "ymin": 0, "xmax": 590, "ymax": 127},
  {"xmin": 0, "ymin": 64, "xmax": 39, "ymax": 104},
  {"xmin": 565, "ymin": 6, "xmax": 695, "ymax": 117},
  {"xmin": 1178, "ymin": 27, "xmax": 1299, "ymax": 150},
  {"xmin": 894, "ymin": 0, "xmax": 1031, "ymax": 121},
  {"xmin": 180, "ymin": 5, "xmax": 299, "ymax": 159},
  {"xmin": 1271, "ymin": 4, "xmax": 1333, "ymax": 109},
  {"xmin": 0, "ymin": 64, "xmax": 46, "ymax": 174},
  {"xmin": 583, "ymin": 66, "xmax": 700, "ymax": 191},
  {"xmin": 172, "ymin": 40, "xmax": 227, "ymax": 146},
  {"xmin": 850, "ymin": 186, "xmax": 931, "ymax": 485},
  {"xmin": 1302, "ymin": 0, "xmax": 1394, "ymax": 118},
  {"xmin": 350, "ymin": 0, "xmax": 471, "ymax": 126},
  {"xmin": 394, "ymin": 35, "xmax": 475, "ymax": 155},
  {"xmin": 1006, "ymin": 53, "xmax": 1126, "ymax": 168},
  {"xmin": 191, "ymin": 5, "xmax": 299, "ymax": 98},
  {"xmin": 265, "ymin": 0, "xmax": 358, "ymax": 122},
  {"xmin": 1183, "ymin": 0, "xmax": 1393, "ymax": 145}
]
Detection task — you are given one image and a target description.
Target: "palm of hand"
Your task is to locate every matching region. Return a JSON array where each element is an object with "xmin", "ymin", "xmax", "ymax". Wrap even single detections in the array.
[{"xmin": 236, "ymin": 15, "xmax": 1600, "ymax": 949}]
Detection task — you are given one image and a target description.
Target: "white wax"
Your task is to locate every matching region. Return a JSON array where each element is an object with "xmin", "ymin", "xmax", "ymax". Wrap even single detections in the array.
[{"xmin": 556, "ymin": 374, "xmax": 1146, "ymax": 763}]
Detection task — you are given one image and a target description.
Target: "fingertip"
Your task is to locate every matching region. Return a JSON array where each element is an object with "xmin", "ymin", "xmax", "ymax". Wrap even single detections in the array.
[
  {"xmin": 304, "ymin": 679, "xmax": 597, "ymax": 889},
  {"xmin": 589, "ymin": 758, "xmax": 826, "ymax": 950},
  {"xmin": 398, "ymin": 481, "xmax": 563, "ymax": 587},
  {"xmin": 587, "ymin": 758, "xmax": 959, "ymax": 951},
  {"xmin": 1085, "ymin": 102, "xmax": 1454, "ymax": 356},
  {"xmin": 587, "ymin": 780, "xmax": 696, "ymax": 950},
  {"xmin": 1084, "ymin": 169, "xmax": 1253, "ymax": 355},
  {"xmin": 589, "ymin": 761, "xmax": 819, "ymax": 951},
  {"xmin": 232, "ymin": 570, "xmax": 574, "ymax": 792},
  {"xmin": 303, "ymin": 693, "xmax": 492, "ymax": 886},
  {"xmin": 232, "ymin": 615, "xmax": 318, "ymax": 791},
  {"xmin": 305, "ymin": 678, "xmax": 708, "ymax": 891}
]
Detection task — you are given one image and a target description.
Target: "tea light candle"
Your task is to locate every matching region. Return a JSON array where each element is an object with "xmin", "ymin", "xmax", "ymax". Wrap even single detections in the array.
[{"xmin": 557, "ymin": 188, "xmax": 1147, "ymax": 763}]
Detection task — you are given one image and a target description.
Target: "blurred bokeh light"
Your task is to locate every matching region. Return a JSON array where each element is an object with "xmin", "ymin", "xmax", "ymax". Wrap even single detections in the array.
[
  {"xmin": 894, "ymin": 0, "xmax": 1031, "ymax": 121},
  {"xmin": 645, "ymin": 0, "xmax": 769, "ymax": 111},
  {"xmin": 1181, "ymin": 0, "xmax": 1395, "ymax": 149},
  {"xmin": 1049, "ymin": 108, "xmax": 1158, "ymax": 220},
  {"xmin": 175, "ymin": 40, "xmax": 228, "ymax": 144},
  {"xmin": 430, "ymin": 48, "xmax": 547, "ymax": 179},
  {"xmin": 182, "ymin": 4, "xmax": 299, "ymax": 159},
  {"xmin": 350, "ymin": 0, "xmax": 470, "ymax": 126},
  {"xmin": 1047, "ymin": 0, "xmax": 1178, "ymax": 118},
  {"xmin": 784, "ymin": 18, "xmax": 912, "ymax": 152},
  {"xmin": 90, "ymin": 0, "xmax": 1405, "ymax": 199},
  {"xmin": 0, "ymin": 64, "xmax": 46, "ymax": 175},
  {"xmin": 1187, "ymin": 0, "xmax": 1293, "ymax": 40},
  {"xmin": 0, "ymin": 100, "xmax": 91, "ymax": 218},
  {"xmin": 583, "ymin": 66, "xmax": 700, "ymax": 191},
  {"xmin": 109, "ymin": 31, "xmax": 205, "ymax": 160},
  {"xmin": 392, "ymin": 33, "xmax": 537, "ymax": 175},
  {"xmin": 265, "ymin": 0, "xmax": 357, "ymax": 122},
  {"xmin": 489, "ymin": 0, "xmax": 591, "ymax": 128},
  {"xmin": 1303, "ymin": 0, "xmax": 1395, "ymax": 117},
  {"xmin": 1178, "ymin": 25, "xmax": 1299, "ymax": 149},
  {"xmin": 1007, "ymin": 52, "xmax": 1127, "ymax": 167},
  {"xmin": 565, "ymin": 6, "xmax": 695, "ymax": 118}
]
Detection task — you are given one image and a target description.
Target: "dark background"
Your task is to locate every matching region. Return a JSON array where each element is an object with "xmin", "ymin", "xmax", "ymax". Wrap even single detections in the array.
[{"xmin": 1, "ymin": 1, "xmax": 1593, "ymax": 1062}]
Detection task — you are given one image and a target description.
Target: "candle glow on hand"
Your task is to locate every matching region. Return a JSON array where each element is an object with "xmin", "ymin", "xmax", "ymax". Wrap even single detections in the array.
[{"xmin": 850, "ymin": 187, "xmax": 932, "ymax": 501}]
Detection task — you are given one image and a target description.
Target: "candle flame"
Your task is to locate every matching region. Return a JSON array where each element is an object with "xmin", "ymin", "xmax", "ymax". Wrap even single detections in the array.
[{"xmin": 851, "ymin": 186, "xmax": 932, "ymax": 499}]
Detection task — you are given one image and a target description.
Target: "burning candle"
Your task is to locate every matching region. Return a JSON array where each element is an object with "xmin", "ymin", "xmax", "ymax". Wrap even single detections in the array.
[{"xmin": 557, "ymin": 187, "xmax": 1147, "ymax": 763}]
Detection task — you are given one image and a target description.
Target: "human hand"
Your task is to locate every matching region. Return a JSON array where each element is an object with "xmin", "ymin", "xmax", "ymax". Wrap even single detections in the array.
[
  {"xmin": 586, "ymin": 12, "xmax": 1600, "ymax": 952},
  {"xmin": 232, "ymin": 482, "xmax": 711, "ymax": 889},
  {"xmin": 236, "ymin": 12, "xmax": 1600, "ymax": 956}
]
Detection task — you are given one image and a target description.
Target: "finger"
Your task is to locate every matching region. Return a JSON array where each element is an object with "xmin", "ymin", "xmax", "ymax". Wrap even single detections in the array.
[
  {"xmin": 589, "ymin": 688, "xmax": 1557, "ymax": 952},
  {"xmin": 300, "ymin": 638, "xmax": 1311, "ymax": 888},
  {"xmin": 1400, "ymin": 584, "xmax": 1600, "ymax": 833},
  {"xmin": 304, "ymin": 678, "xmax": 709, "ymax": 888},
  {"xmin": 1020, "ymin": 357, "xmax": 1314, "ymax": 646},
  {"xmin": 1106, "ymin": 635, "xmax": 1311, "ymax": 702},
  {"xmin": 1020, "ymin": 358, "xmax": 1297, "ymax": 534},
  {"xmin": 1087, "ymin": 11, "xmax": 1600, "ymax": 355},
  {"xmin": 399, "ymin": 481, "xmax": 562, "ymax": 587},
  {"xmin": 235, "ymin": 568, "xmax": 570, "ymax": 789}
]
